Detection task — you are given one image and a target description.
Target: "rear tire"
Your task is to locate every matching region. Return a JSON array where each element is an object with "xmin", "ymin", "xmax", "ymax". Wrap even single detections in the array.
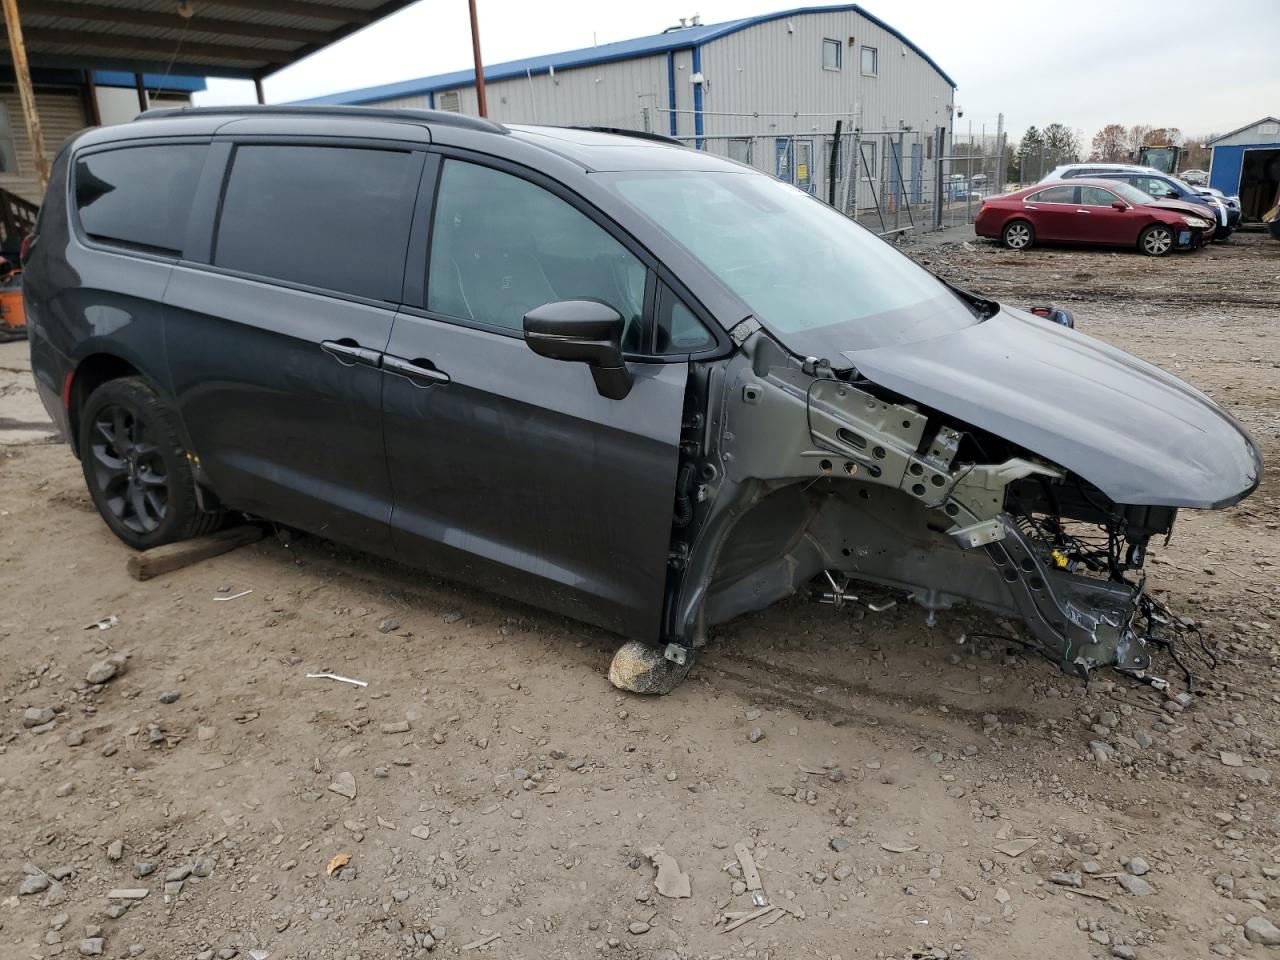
[
  {"xmin": 1138, "ymin": 224, "xmax": 1175, "ymax": 257},
  {"xmin": 79, "ymin": 377, "xmax": 222, "ymax": 551},
  {"xmin": 1002, "ymin": 219, "xmax": 1034, "ymax": 250}
]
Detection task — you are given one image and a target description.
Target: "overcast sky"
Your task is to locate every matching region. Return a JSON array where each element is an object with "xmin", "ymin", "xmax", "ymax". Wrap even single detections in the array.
[{"xmin": 196, "ymin": 0, "xmax": 1280, "ymax": 143}]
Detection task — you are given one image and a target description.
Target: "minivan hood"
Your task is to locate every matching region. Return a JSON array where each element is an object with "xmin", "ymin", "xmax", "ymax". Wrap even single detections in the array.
[{"xmin": 842, "ymin": 308, "xmax": 1261, "ymax": 509}]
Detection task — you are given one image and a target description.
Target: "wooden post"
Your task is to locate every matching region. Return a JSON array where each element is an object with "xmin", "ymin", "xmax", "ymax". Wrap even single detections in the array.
[
  {"xmin": 1, "ymin": 0, "xmax": 49, "ymax": 188},
  {"xmin": 467, "ymin": 0, "xmax": 487, "ymax": 117},
  {"xmin": 83, "ymin": 70, "xmax": 102, "ymax": 126},
  {"xmin": 254, "ymin": 76, "xmax": 265, "ymax": 104},
  {"xmin": 133, "ymin": 72, "xmax": 147, "ymax": 112}
]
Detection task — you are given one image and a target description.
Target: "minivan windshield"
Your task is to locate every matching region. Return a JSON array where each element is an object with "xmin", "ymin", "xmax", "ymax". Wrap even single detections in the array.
[{"xmin": 606, "ymin": 170, "xmax": 980, "ymax": 356}]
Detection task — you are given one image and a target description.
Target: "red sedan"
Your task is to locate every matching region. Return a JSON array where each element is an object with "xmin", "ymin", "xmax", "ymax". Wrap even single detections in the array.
[{"xmin": 974, "ymin": 178, "xmax": 1214, "ymax": 256}]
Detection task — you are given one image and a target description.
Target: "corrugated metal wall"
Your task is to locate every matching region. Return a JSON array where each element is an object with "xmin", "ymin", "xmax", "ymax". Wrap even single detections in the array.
[
  {"xmin": 377, "ymin": 54, "xmax": 670, "ymax": 132},
  {"xmin": 700, "ymin": 9, "xmax": 953, "ymax": 138},
  {"xmin": 1209, "ymin": 121, "xmax": 1280, "ymax": 149},
  {"xmin": 363, "ymin": 9, "xmax": 954, "ymax": 158},
  {"xmin": 0, "ymin": 87, "xmax": 88, "ymax": 204}
]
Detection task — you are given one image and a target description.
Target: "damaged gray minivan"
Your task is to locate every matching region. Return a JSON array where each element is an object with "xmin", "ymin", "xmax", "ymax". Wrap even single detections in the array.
[{"xmin": 26, "ymin": 107, "xmax": 1261, "ymax": 691}]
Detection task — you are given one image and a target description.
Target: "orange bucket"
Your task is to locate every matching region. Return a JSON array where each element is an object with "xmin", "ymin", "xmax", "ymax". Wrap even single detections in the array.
[{"xmin": 0, "ymin": 287, "xmax": 25, "ymax": 335}]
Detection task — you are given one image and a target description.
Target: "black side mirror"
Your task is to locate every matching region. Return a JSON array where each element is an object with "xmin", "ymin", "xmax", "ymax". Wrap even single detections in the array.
[
  {"xmin": 524, "ymin": 300, "xmax": 633, "ymax": 400},
  {"xmin": 1165, "ymin": 190, "xmax": 1179, "ymax": 199}
]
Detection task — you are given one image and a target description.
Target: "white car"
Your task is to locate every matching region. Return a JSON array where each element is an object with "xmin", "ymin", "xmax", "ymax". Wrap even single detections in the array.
[
  {"xmin": 1040, "ymin": 162, "xmax": 1164, "ymax": 182},
  {"xmin": 1180, "ymin": 168, "xmax": 1209, "ymax": 185}
]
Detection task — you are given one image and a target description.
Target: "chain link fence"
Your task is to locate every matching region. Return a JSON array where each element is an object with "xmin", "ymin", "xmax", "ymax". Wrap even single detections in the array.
[{"xmin": 672, "ymin": 115, "xmax": 1007, "ymax": 236}]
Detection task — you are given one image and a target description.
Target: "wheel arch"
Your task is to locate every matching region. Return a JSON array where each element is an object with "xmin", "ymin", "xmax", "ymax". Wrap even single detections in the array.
[{"xmin": 66, "ymin": 349, "xmax": 192, "ymax": 459}]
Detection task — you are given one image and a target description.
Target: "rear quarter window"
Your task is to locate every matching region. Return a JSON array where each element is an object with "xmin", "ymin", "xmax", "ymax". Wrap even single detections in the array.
[{"xmin": 73, "ymin": 144, "xmax": 207, "ymax": 256}]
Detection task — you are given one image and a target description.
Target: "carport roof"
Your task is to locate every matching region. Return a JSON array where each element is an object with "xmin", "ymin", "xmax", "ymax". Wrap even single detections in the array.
[{"xmin": 1, "ymin": 0, "xmax": 418, "ymax": 81}]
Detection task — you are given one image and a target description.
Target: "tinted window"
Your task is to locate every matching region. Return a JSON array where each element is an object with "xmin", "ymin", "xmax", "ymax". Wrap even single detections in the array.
[
  {"xmin": 1028, "ymin": 185, "xmax": 1076, "ymax": 203},
  {"xmin": 655, "ymin": 285, "xmax": 714, "ymax": 355},
  {"xmin": 75, "ymin": 144, "xmax": 206, "ymax": 255},
  {"xmin": 1079, "ymin": 186, "xmax": 1119, "ymax": 206},
  {"xmin": 214, "ymin": 145, "xmax": 420, "ymax": 301},
  {"xmin": 428, "ymin": 160, "xmax": 647, "ymax": 349}
]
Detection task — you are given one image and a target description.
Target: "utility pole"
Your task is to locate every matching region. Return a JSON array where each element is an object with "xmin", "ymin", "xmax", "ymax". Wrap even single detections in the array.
[
  {"xmin": 1, "ymin": 0, "xmax": 49, "ymax": 188},
  {"xmin": 467, "ymin": 0, "xmax": 488, "ymax": 118}
]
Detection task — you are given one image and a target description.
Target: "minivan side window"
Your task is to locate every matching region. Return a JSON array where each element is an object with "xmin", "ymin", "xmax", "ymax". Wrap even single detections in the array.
[
  {"xmin": 74, "ymin": 144, "xmax": 207, "ymax": 256},
  {"xmin": 213, "ymin": 144, "xmax": 420, "ymax": 301},
  {"xmin": 427, "ymin": 159, "xmax": 647, "ymax": 350},
  {"xmin": 655, "ymin": 284, "xmax": 714, "ymax": 355}
]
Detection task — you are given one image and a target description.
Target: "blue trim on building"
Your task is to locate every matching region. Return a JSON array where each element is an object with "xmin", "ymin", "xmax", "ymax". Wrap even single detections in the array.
[
  {"xmin": 294, "ymin": 4, "xmax": 956, "ymax": 106},
  {"xmin": 691, "ymin": 46, "xmax": 704, "ymax": 149},
  {"xmin": 666, "ymin": 52, "xmax": 677, "ymax": 137},
  {"xmin": 93, "ymin": 70, "xmax": 206, "ymax": 92}
]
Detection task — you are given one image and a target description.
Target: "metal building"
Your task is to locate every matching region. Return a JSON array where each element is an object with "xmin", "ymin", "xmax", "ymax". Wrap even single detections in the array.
[
  {"xmin": 298, "ymin": 4, "xmax": 956, "ymax": 196},
  {"xmin": 1207, "ymin": 117, "xmax": 1280, "ymax": 223}
]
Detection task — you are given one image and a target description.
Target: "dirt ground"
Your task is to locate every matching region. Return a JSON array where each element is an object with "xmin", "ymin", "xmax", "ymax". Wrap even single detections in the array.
[{"xmin": 1, "ymin": 231, "xmax": 1278, "ymax": 960}]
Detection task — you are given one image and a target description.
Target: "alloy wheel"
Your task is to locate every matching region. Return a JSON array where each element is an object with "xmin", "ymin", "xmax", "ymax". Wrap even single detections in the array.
[
  {"xmin": 1005, "ymin": 223, "xmax": 1030, "ymax": 249},
  {"xmin": 1143, "ymin": 228, "xmax": 1172, "ymax": 255},
  {"xmin": 88, "ymin": 403, "xmax": 169, "ymax": 534}
]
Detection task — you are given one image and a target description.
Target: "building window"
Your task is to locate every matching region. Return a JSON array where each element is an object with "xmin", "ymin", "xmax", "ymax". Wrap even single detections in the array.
[
  {"xmin": 861, "ymin": 45, "xmax": 878, "ymax": 76},
  {"xmin": 726, "ymin": 138, "xmax": 752, "ymax": 164},
  {"xmin": 437, "ymin": 90, "xmax": 460, "ymax": 112},
  {"xmin": 822, "ymin": 38, "xmax": 842, "ymax": 71},
  {"xmin": 0, "ymin": 103, "xmax": 18, "ymax": 174}
]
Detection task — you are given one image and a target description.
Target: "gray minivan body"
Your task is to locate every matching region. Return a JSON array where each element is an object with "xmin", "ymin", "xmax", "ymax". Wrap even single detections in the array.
[{"xmin": 26, "ymin": 107, "xmax": 1261, "ymax": 681}]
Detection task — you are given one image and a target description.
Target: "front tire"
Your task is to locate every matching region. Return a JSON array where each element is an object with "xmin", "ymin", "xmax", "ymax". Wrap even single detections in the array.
[
  {"xmin": 79, "ymin": 377, "xmax": 221, "ymax": 550},
  {"xmin": 1139, "ymin": 224, "xmax": 1175, "ymax": 257},
  {"xmin": 1002, "ymin": 219, "xmax": 1034, "ymax": 250}
]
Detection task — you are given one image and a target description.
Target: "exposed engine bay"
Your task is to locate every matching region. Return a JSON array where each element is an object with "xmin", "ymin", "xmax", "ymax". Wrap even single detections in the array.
[{"xmin": 658, "ymin": 314, "xmax": 1254, "ymax": 685}]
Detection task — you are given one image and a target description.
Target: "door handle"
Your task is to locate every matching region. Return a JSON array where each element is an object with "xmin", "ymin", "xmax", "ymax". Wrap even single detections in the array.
[
  {"xmin": 384, "ymin": 355, "xmax": 450, "ymax": 387},
  {"xmin": 321, "ymin": 338, "xmax": 381, "ymax": 368},
  {"xmin": 1024, "ymin": 204, "xmax": 1038, "ymax": 210},
  {"xmin": 1075, "ymin": 209, "xmax": 1091, "ymax": 214}
]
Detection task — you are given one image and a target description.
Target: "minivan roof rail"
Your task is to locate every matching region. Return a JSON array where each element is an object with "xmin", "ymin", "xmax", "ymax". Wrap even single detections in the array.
[
  {"xmin": 567, "ymin": 126, "xmax": 685, "ymax": 147},
  {"xmin": 136, "ymin": 104, "xmax": 508, "ymax": 135}
]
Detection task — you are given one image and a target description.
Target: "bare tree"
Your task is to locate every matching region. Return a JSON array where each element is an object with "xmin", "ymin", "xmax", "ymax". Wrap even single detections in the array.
[
  {"xmin": 1144, "ymin": 127, "xmax": 1183, "ymax": 147},
  {"xmin": 1125, "ymin": 124, "xmax": 1153, "ymax": 156},
  {"xmin": 1089, "ymin": 123, "xmax": 1129, "ymax": 162}
]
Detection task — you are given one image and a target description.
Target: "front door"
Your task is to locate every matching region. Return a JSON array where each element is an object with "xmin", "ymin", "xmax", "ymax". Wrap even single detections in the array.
[
  {"xmin": 382, "ymin": 156, "xmax": 688, "ymax": 641},
  {"xmin": 795, "ymin": 139, "xmax": 815, "ymax": 194},
  {"xmin": 774, "ymin": 138, "xmax": 793, "ymax": 183},
  {"xmin": 1074, "ymin": 185, "xmax": 1138, "ymax": 245},
  {"xmin": 164, "ymin": 141, "xmax": 424, "ymax": 549}
]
